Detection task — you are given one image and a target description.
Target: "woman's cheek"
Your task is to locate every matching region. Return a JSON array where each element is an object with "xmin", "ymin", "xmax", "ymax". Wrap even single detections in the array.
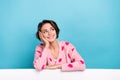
[{"xmin": 43, "ymin": 34, "xmax": 47, "ymax": 38}]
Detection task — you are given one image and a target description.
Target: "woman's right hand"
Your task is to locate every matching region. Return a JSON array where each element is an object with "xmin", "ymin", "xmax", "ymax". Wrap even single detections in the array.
[{"xmin": 39, "ymin": 32, "xmax": 49, "ymax": 48}]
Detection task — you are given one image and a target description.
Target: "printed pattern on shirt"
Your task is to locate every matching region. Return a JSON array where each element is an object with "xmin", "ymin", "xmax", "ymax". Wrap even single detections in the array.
[{"xmin": 33, "ymin": 41, "xmax": 86, "ymax": 71}]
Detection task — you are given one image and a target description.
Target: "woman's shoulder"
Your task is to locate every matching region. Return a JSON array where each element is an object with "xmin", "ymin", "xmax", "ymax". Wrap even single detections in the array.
[
  {"xmin": 35, "ymin": 43, "xmax": 44, "ymax": 49},
  {"xmin": 58, "ymin": 40, "xmax": 73, "ymax": 46},
  {"xmin": 58, "ymin": 41, "xmax": 76, "ymax": 51}
]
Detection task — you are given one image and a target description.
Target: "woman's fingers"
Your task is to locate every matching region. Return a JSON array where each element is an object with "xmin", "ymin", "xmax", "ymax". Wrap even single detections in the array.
[
  {"xmin": 39, "ymin": 32, "xmax": 50, "ymax": 48},
  {"xmin": 39, "ymin": 32, "xmax": 44, "ymax": 41}
]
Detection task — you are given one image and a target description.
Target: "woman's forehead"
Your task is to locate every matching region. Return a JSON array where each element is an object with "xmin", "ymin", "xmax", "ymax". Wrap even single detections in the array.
[{"xmin": 41, "ymin": 23, "xmax": 53, "ymax": 30}]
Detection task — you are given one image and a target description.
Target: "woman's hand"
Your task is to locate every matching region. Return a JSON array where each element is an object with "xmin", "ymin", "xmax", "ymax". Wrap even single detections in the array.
[
  {"xmin": 46, "ymin": 64, "xmax": 62, "ymax": 69},
  {"xmin": 39, "ymin": 32, "xmax": 49, "ymax": 48}
]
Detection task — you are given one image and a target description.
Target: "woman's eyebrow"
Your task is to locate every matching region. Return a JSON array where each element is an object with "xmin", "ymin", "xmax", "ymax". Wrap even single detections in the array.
[
  {"xmin": 50, "ymin": 26, "xmax": 54, "ymax": 29},
  {"xmin": 41, "ymin": 29, "xmax": 47, "ymax": 32}
]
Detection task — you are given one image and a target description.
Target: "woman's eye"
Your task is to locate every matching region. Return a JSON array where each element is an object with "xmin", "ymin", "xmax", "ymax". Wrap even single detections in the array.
[
  {"xmin": 43, "ymin": 31, "xmax": 48, "ymax": 34},
  {"xmin": 51, "ymin": 28, "xmax": 55, "ymax": 31}
]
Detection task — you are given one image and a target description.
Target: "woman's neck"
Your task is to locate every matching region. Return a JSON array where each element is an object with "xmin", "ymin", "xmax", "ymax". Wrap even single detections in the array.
[
  {"xmin": 49, "ymin": 40, "xmax": 58, "ymax": 49},
  {"xmin": 49, "ymin": 40, "xmax": 59, "ymax": 59}
]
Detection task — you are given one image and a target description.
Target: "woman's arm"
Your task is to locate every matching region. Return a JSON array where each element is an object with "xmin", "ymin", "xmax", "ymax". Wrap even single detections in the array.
[
  {"xmin": 61, "ymin": 42, "xmax": 86, "ymax": 72},
  {"xmin": 46, "ymin": 64, "xmax": 62, "ymax": 69},
  {"xmin": 33, "ymin": 45, "xmax": 49, "ymax": 71}
]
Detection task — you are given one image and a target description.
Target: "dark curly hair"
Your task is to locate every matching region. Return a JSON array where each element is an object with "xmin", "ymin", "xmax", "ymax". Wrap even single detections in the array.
[{"xmin": 36, "ymin": 20, "xmax": 60, "ymax": 41}]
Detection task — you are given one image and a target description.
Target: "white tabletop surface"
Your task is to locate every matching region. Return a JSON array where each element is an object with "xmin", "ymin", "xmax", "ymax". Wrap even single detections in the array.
[{"xmin": 0, "ymin": 69, "xmax": 120, "ymax": 80}]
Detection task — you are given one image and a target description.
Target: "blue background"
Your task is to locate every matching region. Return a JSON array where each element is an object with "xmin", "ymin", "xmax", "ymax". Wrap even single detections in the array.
[{"xmin": 0, "ymin": 0, "xmax": 120, "ymax": 69}]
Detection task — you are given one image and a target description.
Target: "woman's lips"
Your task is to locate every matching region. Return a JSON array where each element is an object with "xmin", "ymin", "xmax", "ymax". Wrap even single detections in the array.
[{"xmin": 47, "ymin": 35, "xmax": 54, "ymax": 39}]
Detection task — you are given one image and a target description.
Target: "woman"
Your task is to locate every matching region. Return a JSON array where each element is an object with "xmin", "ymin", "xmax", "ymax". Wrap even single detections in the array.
[{"xmin": 33, "ymin": 20, "xmax": 86, "ymax": 72}]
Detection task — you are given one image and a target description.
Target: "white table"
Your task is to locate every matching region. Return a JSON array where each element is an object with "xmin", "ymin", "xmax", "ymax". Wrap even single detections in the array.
[{"xmin": 0, "ymin": 69, "xmax": 120, "ymax": 80}]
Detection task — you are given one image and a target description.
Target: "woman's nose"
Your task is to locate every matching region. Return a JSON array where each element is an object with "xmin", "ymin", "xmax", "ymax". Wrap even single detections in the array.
[{"xmin": 48, "ymin": 30, "xmax": 52, "ymax": 35}]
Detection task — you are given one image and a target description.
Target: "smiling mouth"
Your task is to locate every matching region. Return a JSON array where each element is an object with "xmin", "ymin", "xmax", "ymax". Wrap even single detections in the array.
[{"xmin": 47, "ymin": 35, "xmax": 55, "ymax": 39}]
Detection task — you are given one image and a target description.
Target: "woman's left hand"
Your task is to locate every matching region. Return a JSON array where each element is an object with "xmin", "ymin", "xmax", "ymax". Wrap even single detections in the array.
[{"xmin": 46, "ymin": 64, "xmax": 62, "ymax": 69}]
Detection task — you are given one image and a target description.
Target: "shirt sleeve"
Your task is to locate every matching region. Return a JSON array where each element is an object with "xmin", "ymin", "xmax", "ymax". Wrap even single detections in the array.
[
  {"xmin": 33, "ymin": 44, "xmax": 49, "ymax": 71},
  {"xmin": 61, "ymin": 42, "xmax": 86, "ymax": 72}
]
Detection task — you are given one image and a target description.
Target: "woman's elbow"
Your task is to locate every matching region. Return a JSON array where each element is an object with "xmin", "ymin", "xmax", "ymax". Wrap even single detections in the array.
[{"xmin": 79, "ymin": 64, "xmax": 86, "ymax": 71}]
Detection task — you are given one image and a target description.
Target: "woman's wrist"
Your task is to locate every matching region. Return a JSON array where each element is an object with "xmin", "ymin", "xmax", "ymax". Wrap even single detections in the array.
[{"xmin": 44, "ymin": 43, "xmax": 49, "ymax": 48}]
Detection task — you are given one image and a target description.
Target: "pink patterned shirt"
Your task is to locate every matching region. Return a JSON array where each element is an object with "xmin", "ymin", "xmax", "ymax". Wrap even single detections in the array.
[{"xmin": 33, "ymin": 41, "xmax": 86, "ymax": 72}]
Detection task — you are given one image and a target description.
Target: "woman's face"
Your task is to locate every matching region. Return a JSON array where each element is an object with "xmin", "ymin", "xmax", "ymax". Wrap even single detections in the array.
[{"xmin": 40, "ymin": 23, "xmax": 57, "ymax": 42}]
